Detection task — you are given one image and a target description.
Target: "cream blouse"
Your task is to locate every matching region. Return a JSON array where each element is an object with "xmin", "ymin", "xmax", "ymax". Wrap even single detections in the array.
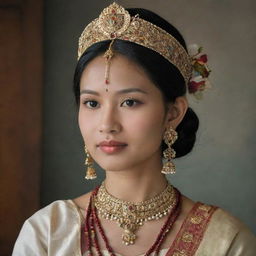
[{"xmin": 12, "ymin": 199, "xmax": 256, "ymax": 256}]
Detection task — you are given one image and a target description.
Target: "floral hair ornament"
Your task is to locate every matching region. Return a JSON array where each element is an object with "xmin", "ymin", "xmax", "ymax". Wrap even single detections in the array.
[
  {"xmin": 188, "ymin": 44, "xmax": 212, "ymax": 100},
  {"xmin": 78, "ymin": 2, "xmax": 192, "ymax": 85}
]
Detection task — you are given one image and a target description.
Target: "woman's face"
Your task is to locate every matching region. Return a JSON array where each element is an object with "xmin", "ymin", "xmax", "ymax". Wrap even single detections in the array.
[{"xmin": 79, "ymin": 54, "xmax": 171, "ymax": 172}]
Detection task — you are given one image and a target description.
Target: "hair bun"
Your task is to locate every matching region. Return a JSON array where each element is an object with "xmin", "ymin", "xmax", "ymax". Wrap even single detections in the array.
[{"xmin": 172, "ymin": 107, "xmax": 199, "ymax": 158}]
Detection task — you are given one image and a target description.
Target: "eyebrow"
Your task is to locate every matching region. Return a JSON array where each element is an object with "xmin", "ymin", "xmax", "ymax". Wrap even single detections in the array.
[{"xmin": 80, "ymin": 88, "xmax": 148, "ymax": 96}]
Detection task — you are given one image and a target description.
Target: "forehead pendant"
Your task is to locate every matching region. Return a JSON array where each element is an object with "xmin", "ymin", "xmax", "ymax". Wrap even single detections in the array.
[
  {"xmin": 98, "ymin": 3, "xmax": 131, "ymax": 91},
  {"xmin": 103, "ymin": 40, "xmax": 115, "ymax": 91}
]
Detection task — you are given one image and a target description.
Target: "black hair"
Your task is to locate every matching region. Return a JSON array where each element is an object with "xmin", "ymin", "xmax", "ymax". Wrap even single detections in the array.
[{"xmin": 73, "ymin": 8, "xmax": 199, "ymax": 158}]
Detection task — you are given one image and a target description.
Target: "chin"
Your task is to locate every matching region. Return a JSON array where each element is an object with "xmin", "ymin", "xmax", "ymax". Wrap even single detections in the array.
[
  {"xmin": 96, "ymin": 158, "xmax": 138, "ymax": 173},
  {"xmin": 98, "ymin": 163, "xmax": 127, "ymax": 172},
  {"xmin": 93, "ymin": 150, "xmax": 155, "ymax": 173}
]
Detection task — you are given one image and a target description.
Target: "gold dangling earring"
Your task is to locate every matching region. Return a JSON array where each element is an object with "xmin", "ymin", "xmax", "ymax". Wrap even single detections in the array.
[
  {"xmin": 161, "ymin": 126, "xmax": 178, "ymax": 175},
  {"xmin": 84, "ymin": 145, "xmax": 97, "ymax": 179}
]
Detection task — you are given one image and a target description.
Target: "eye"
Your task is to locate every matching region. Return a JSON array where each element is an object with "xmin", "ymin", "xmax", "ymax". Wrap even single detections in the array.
[
  {"xmin": 121, "ymin": 99, "xmax": 142, "ymax": 107},
  {"xmin": 83, "ymin": 100, "xmax": 99, "ymax": 109}
]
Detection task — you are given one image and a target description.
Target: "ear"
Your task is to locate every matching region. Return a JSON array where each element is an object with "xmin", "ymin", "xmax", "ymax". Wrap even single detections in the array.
[{"xmin": 165, "ymin": 96, "xmax": 188, "ymax": 129}]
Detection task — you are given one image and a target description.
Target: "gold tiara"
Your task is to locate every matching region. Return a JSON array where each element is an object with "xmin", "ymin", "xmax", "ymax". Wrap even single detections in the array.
[{"xmin": 78, "ymin": 2, "xmax": 192, "ymax": 84}]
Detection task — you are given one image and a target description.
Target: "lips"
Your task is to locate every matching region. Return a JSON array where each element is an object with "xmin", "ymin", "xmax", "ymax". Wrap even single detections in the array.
[
  {"xmin": 98, "ymin": 140, "xmax": 127, "ymax": 146},
  {"xmin": 98, "ymin": 140, "xmax": 127, "ymax": 154}
]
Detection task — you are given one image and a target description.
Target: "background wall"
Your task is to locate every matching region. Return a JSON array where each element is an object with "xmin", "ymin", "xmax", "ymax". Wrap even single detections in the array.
[
  {"xmin": 0, "ymin": 1, "xmax": 43, "ymax": 254},
  {"xmin": 42, "ymin": 0, "xmax": 256, "ymax": 233}
]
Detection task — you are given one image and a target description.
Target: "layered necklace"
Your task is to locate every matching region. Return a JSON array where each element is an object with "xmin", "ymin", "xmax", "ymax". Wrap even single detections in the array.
[{"xmin": 84, "ymin": 182, "xmax": 181, "ymax": 256}]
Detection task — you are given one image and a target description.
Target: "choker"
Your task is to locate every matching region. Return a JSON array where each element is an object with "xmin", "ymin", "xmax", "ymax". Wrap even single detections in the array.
[{"xmin": 93, "ymin": 181, "xmax": 177, "ymax": 245}]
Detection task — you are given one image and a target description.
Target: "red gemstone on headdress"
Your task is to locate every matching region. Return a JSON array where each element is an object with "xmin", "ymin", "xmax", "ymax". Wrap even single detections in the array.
[
  {"xmin": 110, "ymin": 33, "xmax": 116, "ymax": 38},
  {"xmin": 111, "ymin": 9, "xmax": 116, "ymax": 14},
  {"xmin": 129, "ymin": 205, "xmax": 134, "ymax": 211}
]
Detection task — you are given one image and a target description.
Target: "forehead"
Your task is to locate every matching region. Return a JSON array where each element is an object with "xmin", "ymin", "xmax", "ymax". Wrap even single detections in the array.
[{"xmin": 80, "ymin": 54, "xmax": 158, "ymax": 93}]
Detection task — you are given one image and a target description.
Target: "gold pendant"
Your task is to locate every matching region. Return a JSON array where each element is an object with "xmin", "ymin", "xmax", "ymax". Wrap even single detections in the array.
[{"xmin": 122, "ymin": 229, "xmax": 136, "ymax": 245}]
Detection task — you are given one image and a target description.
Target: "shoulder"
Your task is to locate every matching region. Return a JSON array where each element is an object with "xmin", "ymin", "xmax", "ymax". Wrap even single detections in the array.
[
  {"xmin": 18, "ymin": 199, "xmax": 83, "ymax": 238},
  {"xmin": 12, "ymin": 199, "xmax": 83, "ymax": 255},
  {"xmin": 188, "ymin": 202, "xmax": 249, "ymax": 233},
  {"xmin": 196, "ymin": 205, "xmax": 256, "ymax": 255},
  {"xmin": 26, "ymin": 199, "xmax": 81, "ymax": 226},
  {"xmin": 210, "ymin": 207, "xmax": 249, "ymax": 234},
  {"xmin": 25, "ymin": 190, "xmax": 93, "ymax": 225}
]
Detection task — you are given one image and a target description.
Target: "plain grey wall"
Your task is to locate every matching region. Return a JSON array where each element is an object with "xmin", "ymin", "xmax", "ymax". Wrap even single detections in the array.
[{"xmin": 42, "ymin": 0, "xmax": 256, "ymax": 233}]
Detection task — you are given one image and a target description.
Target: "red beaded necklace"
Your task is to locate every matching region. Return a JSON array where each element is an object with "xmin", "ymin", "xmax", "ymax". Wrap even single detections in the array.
[{"xmin": 84, "ymin": 186, "xmax": 181, "ymax": 256}]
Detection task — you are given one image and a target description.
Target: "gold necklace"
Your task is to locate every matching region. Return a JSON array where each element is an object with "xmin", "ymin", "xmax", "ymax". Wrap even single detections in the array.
[{"xmin": 93, "ymin": 181, "xmax": 177, "ymax": 245}]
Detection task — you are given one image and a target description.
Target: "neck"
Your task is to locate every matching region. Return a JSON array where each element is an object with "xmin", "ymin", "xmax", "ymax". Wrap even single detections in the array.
[{"xmin": 104, "ymin": 155, "xmax": 169, "ymax": 203}]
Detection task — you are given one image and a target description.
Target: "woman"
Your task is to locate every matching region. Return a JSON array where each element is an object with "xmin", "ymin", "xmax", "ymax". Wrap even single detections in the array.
[{"xmin": 13, "ymin": 3, "xmax": 256, "ymax": 256}]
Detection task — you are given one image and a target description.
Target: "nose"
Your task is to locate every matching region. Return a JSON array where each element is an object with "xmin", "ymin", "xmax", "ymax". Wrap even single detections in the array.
[{"xmin": 99, "ymin": 106, "xmax": 121, "ymax": 134}]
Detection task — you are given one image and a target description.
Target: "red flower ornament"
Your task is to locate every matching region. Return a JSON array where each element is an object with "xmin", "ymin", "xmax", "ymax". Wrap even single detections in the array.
[{"xmin": 188, "ymin": 44, "xmax": 212, "ymax": 100}]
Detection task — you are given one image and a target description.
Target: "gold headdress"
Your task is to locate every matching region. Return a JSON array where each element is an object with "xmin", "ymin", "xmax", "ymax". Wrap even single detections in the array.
[{"xmin": 78, "ymin": 2, "xmax": 192, "ymax": 84}]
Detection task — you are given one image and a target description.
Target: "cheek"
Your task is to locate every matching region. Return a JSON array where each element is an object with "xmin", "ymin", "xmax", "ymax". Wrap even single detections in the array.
[
  {"xmin": 78, "ymin": 109, "xmax": 84, "ymax": 134},
  {"xmin": 125, "ymin": 109, "xmax": 165, "ymax": 146},
  {"xmin": 78, "ymin": 109, "xmax": 91, "ymax": 141}
]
